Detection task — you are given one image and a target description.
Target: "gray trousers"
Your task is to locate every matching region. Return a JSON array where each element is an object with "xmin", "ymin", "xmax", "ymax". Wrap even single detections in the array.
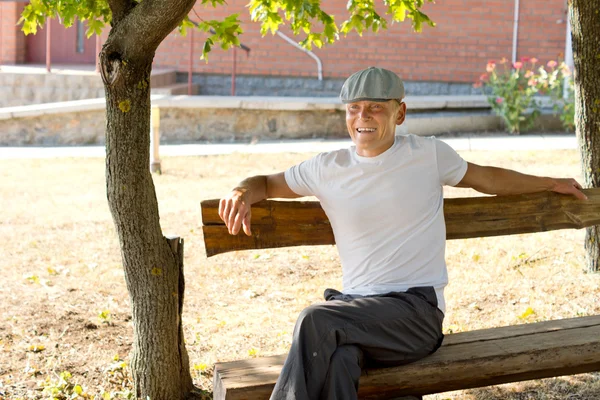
[{"xmin": 270, "ymin": 287, "xmax": 444, "ymax": 400}]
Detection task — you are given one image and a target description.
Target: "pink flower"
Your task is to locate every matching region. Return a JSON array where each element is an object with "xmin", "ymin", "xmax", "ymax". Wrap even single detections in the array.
[
  {"xmin": 524, "ymin": 70, "xmax": 534, "ymax": 78},
  {"xmin": 480, "ymin": 73, "xmax": 489, "ymax": 82},
  {"xmin": 513, "ymin": 61, "xmax": 523, "ymax": 70},
  {"xmin": 560, "ymin": 64, "xmax": 571, "ymax": 76},
  {"xmin": 531, "ymin": 57, "xmax": 538, "ymax": 64},
  {"xmin": 496, "ymin": 97, "xmax": 504, "ymax": 104},
  {"xmin": 528, "ymin": 77, "xmax": 537, "ymax": 87},
  {"xmin": 486, "ymin": 62, "xmax": 496, "ymax": 73},
  {"xmin": 521, "ymin": 56, "xmax": 531, "ymax": 62},
  {"xmin": 547, "ymin": 60, "xmax": 558, "ymax": 68},
  {"xmin": 473, "ymin": 81, "xmax": 483, "ymax": 88}
]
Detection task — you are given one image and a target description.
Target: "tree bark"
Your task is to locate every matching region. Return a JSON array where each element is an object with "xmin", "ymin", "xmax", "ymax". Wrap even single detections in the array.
[
  {"xmin": 100, "ymin": 0, "xmax": 196, "ymax": 397},
  {"xmin": 570, "ymin": 0, "xmax": 600, "ymax": 272}
]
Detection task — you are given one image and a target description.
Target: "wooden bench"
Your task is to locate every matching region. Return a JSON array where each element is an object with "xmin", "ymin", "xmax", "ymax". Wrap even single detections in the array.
[{"xmin": 201, "ymin": 189, "xmax": 600, "ymax": 400}]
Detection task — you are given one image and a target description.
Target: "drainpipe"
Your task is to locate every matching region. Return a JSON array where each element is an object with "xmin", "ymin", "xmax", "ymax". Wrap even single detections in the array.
[
  {"xmin": 0, "ymin": 4, "xmax": 3, "ymax": 70},
  {"xmin": 564, "ymin": 12, "xmax": 573, "ymax": 100},
  {"xmin": 230, "ymin": 44, "xmax": 250, "ymax": 96},
  {"xmin": 46, "ymin": 17, "xmax": 51, "ymax": 72},
  {"xmin": 231, "ymin": 46, "xmax": 237, "ymax": 96},
  {"xmin": 95, "ymin": 32, "xmax": 101, "ymax": 73},
  {"xmin": 511, "ymin": 0, "xmax": 520, "ymax": 64},
  {"xmin": 188, "ymin": 29, "xmax": 193, "ymax": 95},
  {"xmin": 276, "ymin": 31, "xmax": 323, "ymax": 81}
]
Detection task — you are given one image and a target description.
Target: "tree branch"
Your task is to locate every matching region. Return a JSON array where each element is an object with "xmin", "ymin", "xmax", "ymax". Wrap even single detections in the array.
[
  {"xmin": 107, "ymin": 0, "xmax": 136, "ymax": 27},
  {"xmin": 105, "ymin": 0, "xmax": 196, "ymax": 64}
]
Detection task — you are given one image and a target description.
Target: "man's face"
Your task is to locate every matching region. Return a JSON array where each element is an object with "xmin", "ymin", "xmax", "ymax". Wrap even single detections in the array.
[{"xmin": 345, "ymin": 100, "xmax": 406, "ymax": 156}]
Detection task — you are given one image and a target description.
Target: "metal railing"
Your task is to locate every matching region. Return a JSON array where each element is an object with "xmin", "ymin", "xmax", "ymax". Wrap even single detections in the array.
[{"xmin": 188, "ymin": 19, "xmax": 251, "ymax": 96}]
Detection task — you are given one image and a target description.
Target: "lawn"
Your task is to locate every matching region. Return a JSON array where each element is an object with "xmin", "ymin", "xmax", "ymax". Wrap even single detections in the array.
[{"xmin": 0, "ymin": 149, "xmax": 599, "ymax": 399}]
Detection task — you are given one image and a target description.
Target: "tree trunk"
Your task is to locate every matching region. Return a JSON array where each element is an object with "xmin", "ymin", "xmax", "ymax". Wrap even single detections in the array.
[
  {"xmin": 102, "ymin": 55, "xmax": 194, "ymax": 398},
  {"xmin": 100, "ymin": 24, "xmax": 193, "ymax": 400},
  {"xmin": 570, "ymin": 0, "xmax": 600, "ymax": 272},
  {"xmin": 98, "ymin": 0, "xmax": 197, "ymax": 396}
]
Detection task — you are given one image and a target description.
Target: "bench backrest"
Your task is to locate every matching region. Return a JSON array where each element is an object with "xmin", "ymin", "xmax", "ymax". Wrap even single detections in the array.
[{"xmin": 201, "ymin": 188, "xmax": 600, "ymax": 256}]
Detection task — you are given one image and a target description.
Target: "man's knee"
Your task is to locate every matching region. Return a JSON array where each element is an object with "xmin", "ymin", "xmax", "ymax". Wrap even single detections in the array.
[{"xmin": 295, "ymin": 303, "xmax": 336, "ymax": 333}]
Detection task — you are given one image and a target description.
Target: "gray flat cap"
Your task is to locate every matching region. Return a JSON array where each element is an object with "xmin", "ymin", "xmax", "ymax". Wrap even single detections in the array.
[{"xmin": 340, "ymin": 67, "xmax": 405, "ymax": 104}]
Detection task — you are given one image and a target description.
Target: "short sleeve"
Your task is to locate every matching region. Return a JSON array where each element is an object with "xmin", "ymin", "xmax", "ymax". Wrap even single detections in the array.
[
  {"xmin": 284, "ymin": 153, "xmax": 323, "ymax": 197},
  {"xmin": 435, "ymin": 139, "xmax": 468, "ymax": 186}
]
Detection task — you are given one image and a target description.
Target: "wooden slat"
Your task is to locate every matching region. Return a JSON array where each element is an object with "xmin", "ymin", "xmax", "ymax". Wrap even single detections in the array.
[
  {"xmin": 201, "ymin": 188, "xmax": 600, "ymax": 257},
  {"xmin": 213, "ymin": 315, "xmax": 600, "ymax": 400}
]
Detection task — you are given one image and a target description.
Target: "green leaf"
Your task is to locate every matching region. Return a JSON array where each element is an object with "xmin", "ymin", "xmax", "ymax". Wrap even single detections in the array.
[
  {"xmin": 201, "ymin": 39, "xmax": 213, "ymax": 61},
  {"xmin": 86, "ymin": 18, "xmax": 105, "ymax": 37},
  {"xmin": 178, "ymin": 16, "xmax": 196, "ymax": 36}
]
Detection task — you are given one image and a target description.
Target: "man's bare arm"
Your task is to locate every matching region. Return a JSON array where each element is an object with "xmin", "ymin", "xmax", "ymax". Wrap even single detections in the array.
[
  {"xmin": 457, "ymin": 162, "xmax": 587, "ymax": 200},
  {"xmin": 219, "ymin": 172, "xmax": 301, "ymax": 236}
]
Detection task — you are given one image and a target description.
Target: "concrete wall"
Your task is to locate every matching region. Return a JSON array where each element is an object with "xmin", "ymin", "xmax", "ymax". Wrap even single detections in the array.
[
  {"xmin": 0, "ymin": 107, "xmax": 346, "ymax": 146},
  {"xmin": 0, "ymin": 96, "xmax": 565, "ymax": 146},
  {"xmin": 0, "ymin": 72, "xmax": 105, "ymax": 107}
]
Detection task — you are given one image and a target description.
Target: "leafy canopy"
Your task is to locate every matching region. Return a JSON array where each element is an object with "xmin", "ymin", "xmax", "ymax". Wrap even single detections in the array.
[{"xmin": 19, "ymin": 0, "xmax": 434, "ymax": 59}]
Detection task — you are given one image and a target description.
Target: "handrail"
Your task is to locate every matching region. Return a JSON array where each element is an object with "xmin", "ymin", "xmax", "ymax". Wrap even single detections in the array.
[{"xmin": 276, "ymin": 31, "xmax": 323, "ymax": 81}]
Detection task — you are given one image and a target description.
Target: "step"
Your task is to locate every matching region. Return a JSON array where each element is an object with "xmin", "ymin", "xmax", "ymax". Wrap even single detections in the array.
[
  {"xmin": 151, "ymin": 82, "xmax": 200, "ymax": 95},
  {"xmin": 149, "ymin": 69, "xmax": 177, "ymax": 88}
]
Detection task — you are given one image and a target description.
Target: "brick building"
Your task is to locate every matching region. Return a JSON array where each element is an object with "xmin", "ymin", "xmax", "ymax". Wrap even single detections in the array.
[{"xmin": 0, "ymin": 0, "xmax": 570, "ymax": 96}]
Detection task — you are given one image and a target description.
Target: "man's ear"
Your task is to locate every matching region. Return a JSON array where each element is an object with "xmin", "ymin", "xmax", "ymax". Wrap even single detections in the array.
[{"xmin": 395, "ymin": 102, "xmax": 407, "ymax": 125}]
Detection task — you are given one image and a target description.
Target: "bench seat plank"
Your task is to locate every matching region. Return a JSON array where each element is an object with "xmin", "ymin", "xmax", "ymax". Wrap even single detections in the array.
[
  {"xmin": 202, "ymin": 188, "xmax": 600, "ymax": 257},
  {"xmin": 213, "ymin": 315, "xmax": 600, "ymax": 400}
]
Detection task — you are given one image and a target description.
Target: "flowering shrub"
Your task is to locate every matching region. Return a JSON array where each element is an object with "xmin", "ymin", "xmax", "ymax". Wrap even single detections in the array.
[
  {"xmin": 536, "ymin": 61, "xmax": 575, "ymax": 131},
  {"xmin": 475, "ymin": 57, "xmax": 541, "ymax": 133}
]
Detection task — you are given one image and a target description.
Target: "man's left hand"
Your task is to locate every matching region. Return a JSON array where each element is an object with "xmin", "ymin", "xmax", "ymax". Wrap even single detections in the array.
[{"xmin": 551, "ymin": 178, "xmax": 588, "ymax": 200}]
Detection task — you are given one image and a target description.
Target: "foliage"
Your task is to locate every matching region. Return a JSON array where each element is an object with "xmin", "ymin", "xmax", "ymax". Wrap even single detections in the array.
[
  {"xmin": 19, "ymin": 0, "xmax": 110, "ymax": 37},
  {"xmin": 475, "ymin": 57, "xmax": 542, "ymax": 134},
  {"xmin": 536, "ymin": 61, "xmax": 575, "ymax": 131},
  {"xmin": 40, "ymin": 371, "xmax": 90, "ymax": 399},
  {"xmin": 101, "ymin": 355, "xmax": 135, "ymax": 399},
  {"xmin": 19, "ymin": 0, "xmax": 435, "ymax": 60},
  {"xmin": 248, "ymin": 0, "xmax": 435, "ymax": 51}
]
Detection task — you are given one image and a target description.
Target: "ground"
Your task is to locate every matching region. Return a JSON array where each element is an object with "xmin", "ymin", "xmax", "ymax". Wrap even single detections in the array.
[{"xmin": 0, "ymin": 149, "xmax": 599, "ymax": 399}]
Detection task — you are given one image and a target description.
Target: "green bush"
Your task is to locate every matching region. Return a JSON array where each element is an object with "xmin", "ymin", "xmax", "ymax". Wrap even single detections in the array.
[
  {"xmin": 476, "ymin": 58, "xmax": 575, "ymax": 133},
  {"xmin": 475, "ymin": 57, "xmax": 541, "ymax": 134},
  {"xmin": 536, "ymin": 61, "xmax": 575, "ymax": 131}
]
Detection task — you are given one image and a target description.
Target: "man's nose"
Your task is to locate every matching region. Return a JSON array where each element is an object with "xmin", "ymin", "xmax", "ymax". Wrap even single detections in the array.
[{"xmin": 359, "ymin": 109, "xmax": 371, "ymax": 120}]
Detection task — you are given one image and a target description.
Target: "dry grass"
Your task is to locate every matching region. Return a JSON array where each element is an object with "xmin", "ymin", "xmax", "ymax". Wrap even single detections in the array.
[{"xmin": 0, "ymin": 149, "xmax": 599, "ymax": 399}]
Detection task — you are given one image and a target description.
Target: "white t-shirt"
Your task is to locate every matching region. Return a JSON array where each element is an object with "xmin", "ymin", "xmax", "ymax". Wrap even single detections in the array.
[{"xmin": 284, "ymin": 134, "xmax": 468, "ymax": 314}]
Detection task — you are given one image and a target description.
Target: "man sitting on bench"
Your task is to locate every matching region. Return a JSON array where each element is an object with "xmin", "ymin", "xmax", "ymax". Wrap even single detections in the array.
[{"xmin": 218, "ymin": 66, "xmax": 586, "ymax": 400}]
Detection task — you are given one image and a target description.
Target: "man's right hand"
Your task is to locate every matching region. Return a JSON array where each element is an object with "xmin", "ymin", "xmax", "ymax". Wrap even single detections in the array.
[
  {"xmin": 218, "ymin": 173, "xmax": 300, "ymax": 236},
  {"xmin": 219, "ymin": 190, "xmax": 252, "ymax": 236}
]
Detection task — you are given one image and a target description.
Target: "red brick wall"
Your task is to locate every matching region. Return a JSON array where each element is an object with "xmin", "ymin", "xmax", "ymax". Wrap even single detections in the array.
[
  {"xmin": 153, "ymin": 0, "xmax": 569, "ymax": 83},
  {"xmin": 518, "ymin": 0, "xmax": 568, "ymax": 63},
  {"xmin": 0, "ymin": 0, "xmax": 569, "ymax": 82},
  {"xmin": 1, "ymin": 2, "xmax": 26, "ymax": 64}
]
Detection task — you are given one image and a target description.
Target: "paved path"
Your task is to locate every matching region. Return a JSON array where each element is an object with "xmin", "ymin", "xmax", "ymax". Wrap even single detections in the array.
[{"xmin": 0, "ymin": 134, "xmax": 577, "ymax": 159}]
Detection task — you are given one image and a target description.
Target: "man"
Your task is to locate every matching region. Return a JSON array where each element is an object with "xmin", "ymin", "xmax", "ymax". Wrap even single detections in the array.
[{"xmin": 218, "ymin": 67, "xmax": 586, "ymax": 400}]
